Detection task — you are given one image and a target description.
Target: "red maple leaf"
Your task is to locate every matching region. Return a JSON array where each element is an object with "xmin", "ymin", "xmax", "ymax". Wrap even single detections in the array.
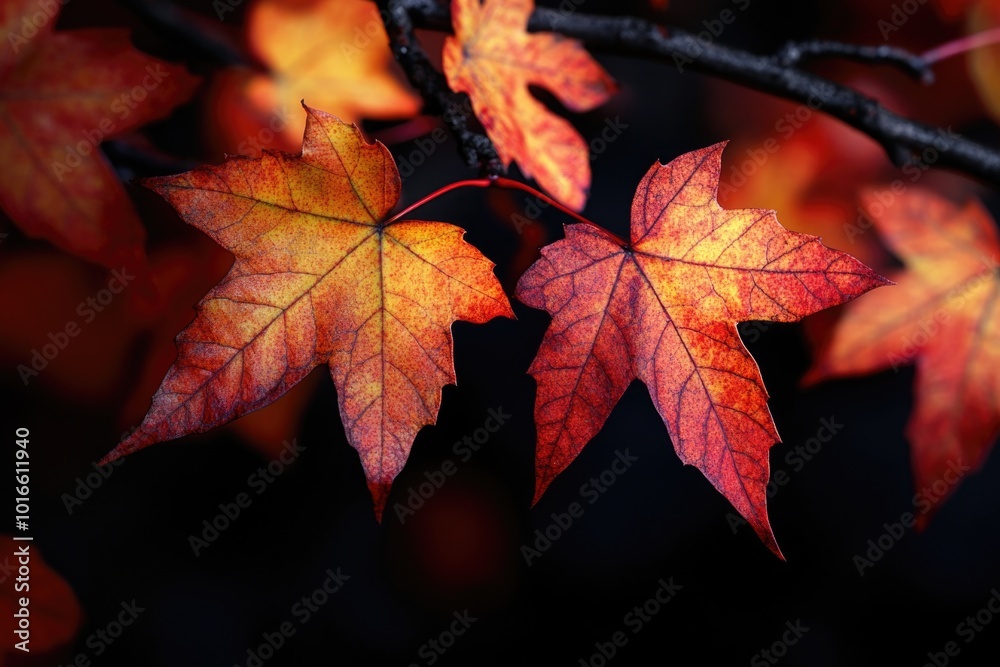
[
  {"xmin": 0, "ymin": 0, "xmax": 198, "ymax": 270},
  {"xmin": 807, "ymin": 189, "xmax": 1000, "ymax": 526},
  {"xmin": 516, "ymin": 142, "xmax": 889, "ymax": 555}
]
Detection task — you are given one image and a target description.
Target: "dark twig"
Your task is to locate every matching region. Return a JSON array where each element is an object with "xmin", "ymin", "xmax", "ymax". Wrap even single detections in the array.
[
  {"xmin": 388, "ymin": 0, "xmax": 1000, "ymax": 187},
  {"xmin": 104, "ymin": 140, "xmax": 198, "ymax": 178},
  {"xmin": 116, "ymin": 0, "xmax": 251, "ymax": 67},
  {"xmin": 775, "ymin": 40, "xmax": 934, "ymax": 84},
  {"xmin": 378, "ymin": 0, "xmax": 503, "ymax": 176}
]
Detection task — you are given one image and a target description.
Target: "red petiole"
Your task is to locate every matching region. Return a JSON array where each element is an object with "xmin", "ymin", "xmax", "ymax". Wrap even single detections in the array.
[
  {"xmin": 922, "ymin": 27, "xmax": 1000, "ymax": 64},
  {"xmin": 385, "ymin": 176, "xmax": 628, "ymax": 245}
]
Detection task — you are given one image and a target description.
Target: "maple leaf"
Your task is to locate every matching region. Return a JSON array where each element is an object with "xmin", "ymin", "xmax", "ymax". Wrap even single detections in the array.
[
  {"xmin": 113, "ymin": 239, "xmax": 315, "ymax": 457},
  {"xmin": 443, "ymin": 0, "xmax": 616, "ymax": 211},
  {"xmin": 714, "ymin": 87, "xmax": 890, "ymax": 267},
  {"xmin": 806, "ymin": 189, "xmax": 1000, "ymax": 526},
  {"xmin": 0, "ymin": 0, "xmax": 198, "ymax": 269},
  {"xmin": 210, "ymin": 0, "xmax": 420, "ymax": 156},
  {"xmin": 100, "ymin": 105, "xmax": 514, "ymax": 517},
  {"xmin": 516, "ymin": 142, "xmax": 888, "ymax": 555}
]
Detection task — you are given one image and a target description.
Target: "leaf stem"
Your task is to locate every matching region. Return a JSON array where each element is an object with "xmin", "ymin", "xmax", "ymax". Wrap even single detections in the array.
[
  {"xmin": 386, "ymin": 178, "xmax": 492, "ymax": 223},
  {"xmin": 491, "ymin": 177, "xmax": 593, "ymax": 227},
  {"xmin": 921, "ymin": 27, "xmax": 1000, "ymax": 65},
  {"xmin": 378, "ymin": 0, "xmax": 502, "ymax": 175},
  {"xmin": 385, "ymin": 176, "xmax": 628, "ymax": 244}
]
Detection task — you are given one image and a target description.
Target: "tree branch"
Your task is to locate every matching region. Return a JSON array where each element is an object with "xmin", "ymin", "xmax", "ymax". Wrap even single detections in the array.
[
  {"xmin": 379, "ymin": 0, "xmax": 502, "ymax": 176},
  {"xmin": 774, "ymin": 40, "xmax": 933, "ymax": 83},
  {"xmin": 386, "ymin": 0, "xmax": 1000, "ymax": 188},
  {"xmin": 117, "ymin": 0, "xmax": 251, "ymax": 67}
]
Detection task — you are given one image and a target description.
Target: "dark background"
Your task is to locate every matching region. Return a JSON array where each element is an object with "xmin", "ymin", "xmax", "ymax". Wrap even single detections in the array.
[{"xmin": 3, "ymin": 0, "xmax": 1000, "ymax": 665}]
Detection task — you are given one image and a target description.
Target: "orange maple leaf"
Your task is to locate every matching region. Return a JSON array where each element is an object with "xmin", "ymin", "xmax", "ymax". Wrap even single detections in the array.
[
  {"xmin": 0, "ymin": 0, "xmax": 198, "ymax": 269},
  {"xmin": 210, "ymin": 0, "xmax": 420, "ymax": 156},
  {"xmin": 806, "ymin": 189, "xmax": 999, "ymax": 526},
  {"xmin": 100, "ymin": 105, "xmax": 514, "ymax": 517},
  {"xmin": 443, "ymin": 0, "xmax": 616, "ymax": 211},
  {"xmin": 516, "ymin": 142, "xmax": 888, "ymax": 556}
]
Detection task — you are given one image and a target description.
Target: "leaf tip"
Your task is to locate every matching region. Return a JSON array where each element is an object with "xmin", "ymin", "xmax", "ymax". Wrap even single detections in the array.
[
  {"xmin": 137, "ymin": 174, "xmax": 168, "ymax": 194},
  {"xmin": 752, "ymin": 517, "xmax": 785, "ymax": 560},
  {"xmin": 369, "ymin": 480, "xmax": 392, "ymax": 522},
  {"xmin": 96, "ymin": 441, "xmax": 128, "ymax": 467},
  {"xmin": 854, "ymin": 263, "xmax": 895, "ymax": 300},
  {"xmin": 531, "ymin": 471, "xmax": 555, "ymax": 506},
  {"xmin": 95, "ymin": 451, "xmax": 118, "ymax": 467}
]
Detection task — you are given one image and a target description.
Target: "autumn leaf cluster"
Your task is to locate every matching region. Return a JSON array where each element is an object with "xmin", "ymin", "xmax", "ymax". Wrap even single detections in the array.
[{"xmin": 5, "ymin": 0, "xmax": 1000, "ymax": 561}]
